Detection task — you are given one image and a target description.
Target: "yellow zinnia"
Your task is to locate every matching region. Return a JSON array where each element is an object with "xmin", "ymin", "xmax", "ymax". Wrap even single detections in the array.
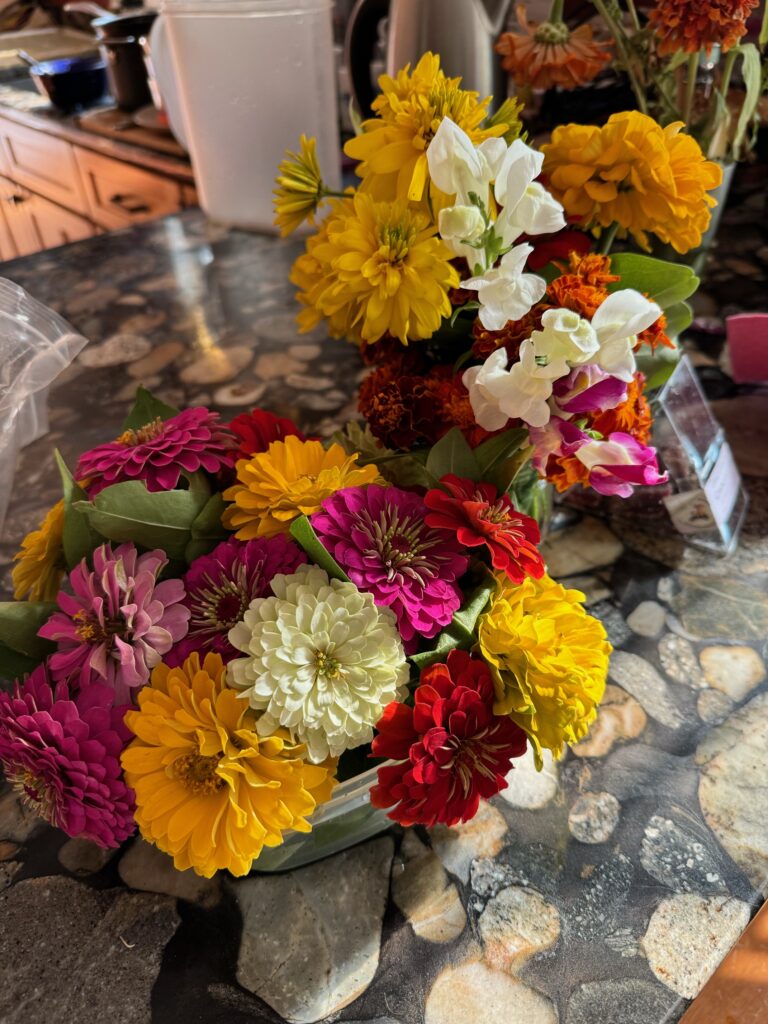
[
  {"xmin": 291, "ymin": 191, "xmax": 459, "ymax": 346},
  {"xmin": 541, "ymin": 111, "xmax": 722, "ymax": 253},
  {"xmin": 273, "ymin": 134, "xmax": 325, "ymax": 237},
  {"xmin": 12, "ymin": 499, "xmax": 66, "ymax": 601},
  {"xmin": 222, "ymin": 435, "xmax": 382, "ymax": 539},
  {"xmin": 121, "ymin": 652, "xmax": 336, "ymax": 877},
  {"xmin": 478, "ymin": 573, "xmax": 611, "ymax": 765},
  {"xmin": 345, "ymin": 52, "xmax": 515, "ymax": 202}
]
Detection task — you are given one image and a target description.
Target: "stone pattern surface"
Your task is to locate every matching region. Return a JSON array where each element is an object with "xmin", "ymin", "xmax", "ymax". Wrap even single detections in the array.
[{"xmin": 0, "ymin": 177, "xmax": 766, "ymax": 1024}]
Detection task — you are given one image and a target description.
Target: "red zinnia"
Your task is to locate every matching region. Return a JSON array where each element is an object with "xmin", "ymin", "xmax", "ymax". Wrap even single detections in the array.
[
  {"xmin": 370, "ymin": 650, "xmax": 527, "ymax": 827},
  {"xmin": 424, "ymin": 474, "xmax": 545, "ymax": 584},
  {"xmin": 227, "ymin": 408, "xmax": 305, "ymax": 461}
]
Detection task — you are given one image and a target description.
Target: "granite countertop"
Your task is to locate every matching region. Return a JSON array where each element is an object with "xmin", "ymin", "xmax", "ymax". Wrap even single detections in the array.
[{"xmin": 0, "ymin": 165, "xmax": 767, "ymax": 1024}]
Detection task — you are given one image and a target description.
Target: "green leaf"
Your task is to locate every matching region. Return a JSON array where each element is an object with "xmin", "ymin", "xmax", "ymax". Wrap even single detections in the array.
[
  {"xmin": 53, "ymin": 449, "xmax": 101, "ymax": 567},
  {"xmin": 760, "ymin": 3, "xmax": 768, "ymax": 47},
  {"xmin": 0, "ymin": 601, "xmax": 57, "ymax": 662},
  {"xmin": 376, "ymin": 453, "xmax": 438, "ymax": 491},
  {"xmin": 74, "ymin": 480, "xmax": 209, "ymax": 561},
  {"xmin": 662, "ymin": 300, "xmax": 693, "ymax": 339},
  {"xmin": 409, "ymin": 577, "xmax": 496, "ymax": 671},
  {"xmin": 608, "ymin": 253, "xmax": 699, "ymax": 310},
  {"xmin": 184, "ymin": 494, "xmax": 229, "ymax": 563},
  {"xmin": 121, "ymin": 385, "xmax": 180, "ymax": 433},
  {"xmin": 449, "ymin": 302, "xmax": 480, "ymax": 327},
  {"xmin": 289, "ymin": 515, "xmax": 350, "ymax": 582},
  {"xmin": 330, "ymin": 422, "xmax": 392, "ymax": 464},
  {"xmin": 508, "ymin": 463, "xmax": 552, "ymax": 526},
  {"xmin": 425, "ymin": 427, "xmax": 481, "ymax": 483},
  {"xmin": 0, "ymin": 642, "xmax": 40, "ymax": 685},
  {"xmin": 635, "ymin": 346, "xmax": 681, "ymax": 392},
  {"xmin": 473, "ymin": 428, "xmax": 530, "ymax": 487},
  {"xmin": 733, "ymin": 45, "xmax": 761, "ymax": 157}
]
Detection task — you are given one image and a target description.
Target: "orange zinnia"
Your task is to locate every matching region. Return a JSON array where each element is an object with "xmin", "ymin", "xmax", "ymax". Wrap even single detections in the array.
[
  {"xmin": 649, "ymin": 0, "xmax": 759, "ymax": 56},
  {"xmin": 497, "ymin": 5, "xmax": 613, "ymax": 91}
]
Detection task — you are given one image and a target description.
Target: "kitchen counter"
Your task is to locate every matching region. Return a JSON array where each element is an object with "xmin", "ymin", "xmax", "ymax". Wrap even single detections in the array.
[
  {"xmin": 0, "ymin": 168, "xmax": 767, "ymax": 1024},
  {"xmin": 0, "ymin": 79, "xmax": 194, "ymax": 183}
]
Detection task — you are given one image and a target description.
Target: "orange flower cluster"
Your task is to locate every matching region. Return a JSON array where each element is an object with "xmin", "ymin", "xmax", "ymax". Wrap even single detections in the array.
[
  {"xmin": 358, "ymin": 361, "xmax": 496, "ymax": 450},
  {"xmin": 546, "ymin": 373, "xmax": 652, "ymax": 493},
  {"xmin": 649, "ymin": 0, "xmax": 760, "ymax": 56},
  {"xmin": 497, "ymin": 5, "xmax": 613, "ymax": 91}
]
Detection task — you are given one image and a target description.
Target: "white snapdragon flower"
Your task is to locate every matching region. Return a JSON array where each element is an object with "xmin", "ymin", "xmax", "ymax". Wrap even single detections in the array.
[
  {"xmin": 529, "ymin": 308, "xmax": 600, "ymax": 370},
  {"xmin": 437, "ymin": 204, "xmax": 486, "ymax": 262},
  {"xmin": 426, "ymin": 117, "xmax": 506, "ymax": 205},
  {"xmin": 462, "ymin": 244, "xmax": 547, "ymax": 331},
  {"xmin": 493, "ymin": 139, "xmax": 566, "ymax": 246},
  {"xmin": 463, "ymin": 338, "xmax": 560, "ymax": 430},
  {"xmin": 228, "ymin": 564, "xmax": 409, "ymax": 763},
  {"xmin": 591, "ymin": 290, "xmax": 662, "ymax": 382}
]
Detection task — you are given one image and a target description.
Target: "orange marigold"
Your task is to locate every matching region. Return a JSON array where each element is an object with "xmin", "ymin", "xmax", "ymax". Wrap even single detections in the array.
[
  {"xmin": 497, "ymin": 4, "xmax": 613, "ymax": 91},
  {"xmin": 564, "ymin": 252, "xmax": 619, "ymax": 288},
  {"xmin": 649, "ymin": 0, "xmax": 760, "ymax": 56}
]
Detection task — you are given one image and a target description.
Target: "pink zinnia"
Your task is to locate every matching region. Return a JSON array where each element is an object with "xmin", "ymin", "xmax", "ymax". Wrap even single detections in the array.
[
  {"xmin": 39, "ymin": 542, "xmax": 190, "ymax": 703},
  {"xmin": 0, "ymin": 665, "xmax": 135, "ymax": 847},
  {"xmin": 165, "ymin": 534, "xmax": 307, "ymax": 666},
  {"xmin": 311, "ymin": 484, "xmax": 469, "ymax": 650},
  {"xmin": 76, "ymin": 407, "xmax": 237, "ymax": 497}
]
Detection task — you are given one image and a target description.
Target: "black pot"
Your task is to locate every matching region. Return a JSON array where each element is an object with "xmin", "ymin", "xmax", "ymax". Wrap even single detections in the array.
[
  {"xmin": 28, "ymin": 55, "xmax": 108, "ymax": 113},
  {"xmin": 99, "ymin": 35, "xmax": 153, "ymax": 112},
  {"xmin": 92, "ymin": 11, "xmax": 157, "ymax": 39}
]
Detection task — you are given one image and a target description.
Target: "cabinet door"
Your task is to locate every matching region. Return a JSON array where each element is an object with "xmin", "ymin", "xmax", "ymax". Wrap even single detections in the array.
[
  {"xmin": 0, "ymin": 179, "xmax": 39, "ymax": 257},
  {"xmin": 0, "ymin": 184, "xmax": 18, "ymax": 262},
  {"xmin": 0, "ymin": 120, "xmax": 89, "ymax": 215},
  {"xmin": 74, "ymin": 147, "xmax": 182, "ymax": 230},
  {"xmin": 25, "ymin": 193, "xmax": 96, "ymax": 251}
]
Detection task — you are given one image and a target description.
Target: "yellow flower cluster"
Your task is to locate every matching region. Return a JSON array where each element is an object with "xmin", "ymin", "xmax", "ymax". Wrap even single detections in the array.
[
  {"xmin": 290, "ymin": 191, "xmax": 459, "ymax": 346},
  {"xmin": 542, "ymin": 111, "xmax": 722, "ymax": 253},
  {"xmin": 12, "ymin": 499, "xmax": 66, "ymax": 601},
  {"xmin": 222, "ymin": 435, "xmax": 382, "ymax": 539},
  {"xmin": 121, "ymin": 652, "xmax": 335, "ymax": 877},
  {"xmin": 273, "ymin": 134, "xmax": 324, "ymax": 237},
  {"xmin": 345, "ymin": 52, "xmax": 516, "ymax": 203},
  {"xmin": 478, "ymin": 573, "xmax": 611, "ymax": 765}
]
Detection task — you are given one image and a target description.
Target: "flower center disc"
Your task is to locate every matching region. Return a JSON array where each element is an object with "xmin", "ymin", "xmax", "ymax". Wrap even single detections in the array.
[{"xmin": 173, "ymin": 752, "xmax": 225, "ymax": 794}]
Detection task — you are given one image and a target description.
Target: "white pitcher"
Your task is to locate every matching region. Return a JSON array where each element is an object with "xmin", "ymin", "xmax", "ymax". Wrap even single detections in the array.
[{"xmin": 149, "ymin": 0, "xmax": 340, "ymax": 230}]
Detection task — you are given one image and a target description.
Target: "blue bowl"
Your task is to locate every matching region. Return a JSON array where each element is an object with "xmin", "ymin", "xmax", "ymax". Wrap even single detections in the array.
[{"xmin": 29, "ymin": 55, "xmax": 108, "ymax": 113}]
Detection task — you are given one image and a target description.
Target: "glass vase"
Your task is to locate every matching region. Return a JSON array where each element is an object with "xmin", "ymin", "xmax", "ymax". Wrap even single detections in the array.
[{"xmin": 249, "ymin": 763, "xmax": 393, "ymax": 873}]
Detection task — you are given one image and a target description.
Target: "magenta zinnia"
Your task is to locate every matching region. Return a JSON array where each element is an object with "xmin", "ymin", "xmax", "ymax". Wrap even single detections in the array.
[
  {"xmin": 39, "ymin": 542, "xmax": 190, "ymax": 703},
  {"xmin": 0, "ymin": 665, "xmax": 135, "ymax": 847},
  {"xmin": 371, "ymin": 650, "xmax": 528, "ymax": 826},
  {"xmin": 311, "ymin": 484, "xmax": 469, "ymax": 649},
  {"xmin": 76, "ymin": 407, "xmax": 237, "ymax": 496},
  {"xmin": 165, "ymin": 534, "xmax": 307, "ymax": 666}
]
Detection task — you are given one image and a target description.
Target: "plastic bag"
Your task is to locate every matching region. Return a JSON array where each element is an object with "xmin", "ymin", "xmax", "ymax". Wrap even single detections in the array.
[{"xmin": 0, "ymin": 278, "xmax": 87, "ymax": 533}]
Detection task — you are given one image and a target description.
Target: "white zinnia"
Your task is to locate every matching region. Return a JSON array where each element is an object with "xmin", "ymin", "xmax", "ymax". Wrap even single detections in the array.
[
  {"xmin": 462, "ymin": 244, "xmax": 547, "ymax": 331},
  {"xmin": 227, "ymin": 564, "xmax": 409, "ymax": 764}
]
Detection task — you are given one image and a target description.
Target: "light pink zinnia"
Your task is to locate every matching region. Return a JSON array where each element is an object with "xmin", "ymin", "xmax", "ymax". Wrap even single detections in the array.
[
  {"xmin": 0, "ymin": 665, "xmax": 135, "ymax": 848},
  {"xmin": 39, "ymin": 542, "xmax": 190, "ymax": 703},
  {"xmin": 76, "ymin": 407, "xmax": 237, "ymax": 497},
  {"xmin": 311, "ymin": 484, "xmax": 469, "ymax": 651}
]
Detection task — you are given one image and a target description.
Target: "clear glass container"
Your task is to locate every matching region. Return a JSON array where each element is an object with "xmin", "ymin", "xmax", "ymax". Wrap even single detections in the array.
[{"xmin": 249, "ymin": 762, "xmax": 394, "ymax": 873}]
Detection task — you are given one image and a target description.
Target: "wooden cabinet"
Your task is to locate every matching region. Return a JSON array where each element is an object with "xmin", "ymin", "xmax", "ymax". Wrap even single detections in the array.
[
  {"xmin": 0, "ymin": 175, "xmax": 94, "ymax": 256},
  {"xmin": 0, "ymin": 119, "xmax": 89, "ymax": 216},
  {"xmin": 0, "ymin": 111, "xmax": 194, "ymax": 260},
  {"xmin": 74, "ymin": 147, "xmax": 182, "ymax": 231}
]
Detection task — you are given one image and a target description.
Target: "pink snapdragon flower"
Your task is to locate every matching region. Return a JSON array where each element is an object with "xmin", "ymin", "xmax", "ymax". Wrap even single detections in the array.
[
  {"xmin": 551, "ymin": 365, "xmax": 628, "ymax": 416},
  {"xmin": 76, "ymin": 407, "xmax": 237, "ymax": 497},
  {"xmin": 39, "ymin": 542, "xmax": 189, "ymax": 703},
  {"xmin": 311, "ymin": 484, "xmax": 469, "ymax": 651},
  {"xmin": 0, "ymin": 665, "xmax": 135, "ymax": 847}
]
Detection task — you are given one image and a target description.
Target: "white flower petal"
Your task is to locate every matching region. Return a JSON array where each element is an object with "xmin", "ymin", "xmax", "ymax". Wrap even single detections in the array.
[{"xmin": 494, "ymin": 138, "xmax": 544, "ymax": 211}]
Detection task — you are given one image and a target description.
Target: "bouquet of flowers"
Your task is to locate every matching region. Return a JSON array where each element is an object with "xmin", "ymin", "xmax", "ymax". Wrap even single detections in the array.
[
  {"xmin": 276, "ymin": 52, "xmax": 722, "ymax": 509},
  {"xmin": 0, "ymin": 386, "xmax": 610, "ymax": 877}
]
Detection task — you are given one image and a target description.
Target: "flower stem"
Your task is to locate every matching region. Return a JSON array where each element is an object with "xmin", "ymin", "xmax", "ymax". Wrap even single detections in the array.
[
  {"xmin": 590, "ymin": 0, "xmax": 648, "ymax": 114},
  {"xmin": 625, "ymin": 0, "xmax": 641, "ymax": 32},
  {"xmin": 548, "ymin": 0, "xmax": 565, "ymax": 21},
  {"xmin": 599, "ymin": 221, "xmax": 620, "ymax": 255},
  {"xmin": 683, "ymin": 52, "xmax": 699, "ymax": 126}
]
